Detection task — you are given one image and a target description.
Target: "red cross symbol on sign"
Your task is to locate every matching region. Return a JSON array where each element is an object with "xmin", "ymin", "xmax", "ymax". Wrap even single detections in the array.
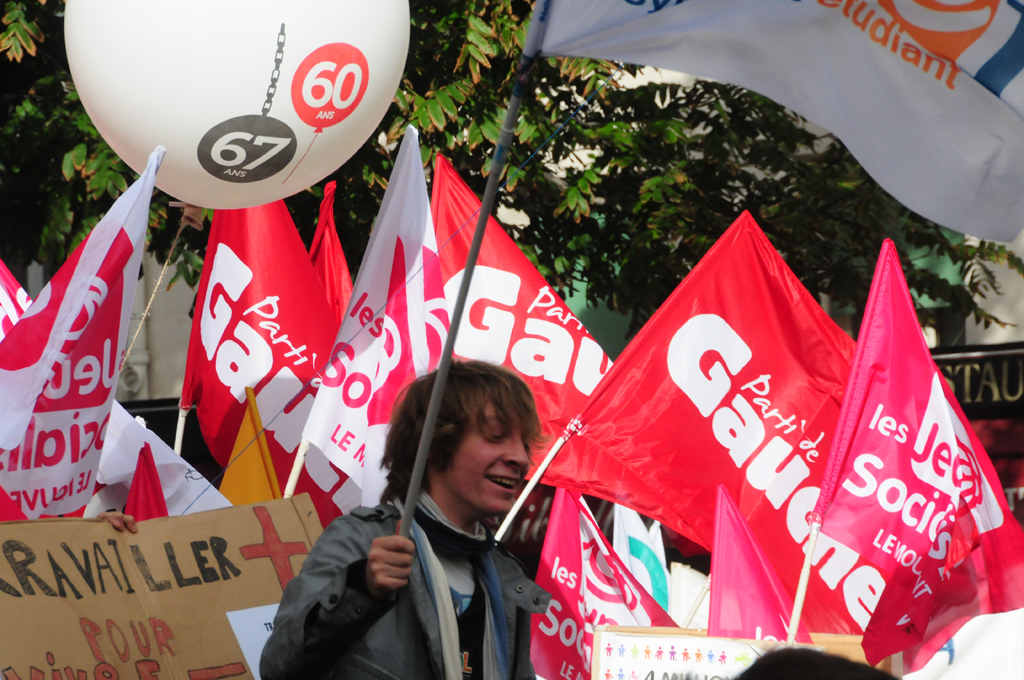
[{"xmin": 239, "ymin": 506, "xmax": 309, "ymax": 590}]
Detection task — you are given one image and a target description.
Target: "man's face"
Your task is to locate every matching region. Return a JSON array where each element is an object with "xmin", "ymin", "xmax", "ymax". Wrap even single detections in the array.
[{"xmin": 427, "ymin": 405, "xmax": 530, "ymax": 532}]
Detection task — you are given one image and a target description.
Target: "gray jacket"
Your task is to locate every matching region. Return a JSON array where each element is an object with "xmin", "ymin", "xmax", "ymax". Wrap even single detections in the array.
[{"xmin": 260, "ymin": 504, "xmax": 551, "ymax": 680}]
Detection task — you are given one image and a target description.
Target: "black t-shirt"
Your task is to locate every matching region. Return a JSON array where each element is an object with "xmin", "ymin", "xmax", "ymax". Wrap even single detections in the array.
[{"xmin": 457, "ymin": 577, "xmax": 486, "ymax": 680}]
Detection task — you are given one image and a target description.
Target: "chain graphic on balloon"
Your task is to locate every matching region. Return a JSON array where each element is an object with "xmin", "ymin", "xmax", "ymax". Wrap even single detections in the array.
[
  {"xmin": 284, "ymin": 42, "xmax": 370, "ymax": 183},
  {"xmin": 196, "ymin": 24, "xmax": 299, "ymax": 184}
]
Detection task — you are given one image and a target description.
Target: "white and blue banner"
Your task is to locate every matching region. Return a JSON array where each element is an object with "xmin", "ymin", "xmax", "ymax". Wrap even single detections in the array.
[{"xmin": 538, "ymin": 0, "xmax": 1024, "ymax": 242}]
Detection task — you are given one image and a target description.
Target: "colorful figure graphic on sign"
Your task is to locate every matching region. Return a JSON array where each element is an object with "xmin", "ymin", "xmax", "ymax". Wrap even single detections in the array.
[
  {"xmin": 695, "ymin": 650, "xmax": 703, "ymax": 663},
  {"xmin": 669, "ymin": 646, "xmax": 677, "ymax": 661},
  {"xmin": 619, "ymin": 644, "xmax": 625, "ymax": 658},
  {"xmin": 606, "ymin": 644, "xmax": 613, "ymax": 657},
  {"xmin": 631, "ymin": 645, "xmax": 639, "ymax": 659},
  {"xmin": 735, "ymin": 652, "xmax": 753, "ymax": 667},
  {"xmin": 655, "ymin": 646, "xmax": 663, "ymax": 660},
  {"xmin": 720, "ymin": 652, "xmax": 727, "ymax": 664},
  {"xmin": 681, "ymin": 648, "xmax": 690, "ymax": 662},
  {"xmin": 644, "ymin": 646, "xmax": 651, "ymax": 659},
  {"xmin": 707, "ymin": 649, "xmax": 714, "ymax": 664},
  {"xmin": 605, "ymin": 670, "xmax": 612, "ymax": 680},
  {"xmin": 618, "ymin": 670, "xmax": 625, "ymax": 680}
]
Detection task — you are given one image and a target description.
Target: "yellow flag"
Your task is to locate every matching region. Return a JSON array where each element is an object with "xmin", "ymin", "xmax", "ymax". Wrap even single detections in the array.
[{"xmin": 219, "ymin": 387, "xmax": 282, "ymax": 505}]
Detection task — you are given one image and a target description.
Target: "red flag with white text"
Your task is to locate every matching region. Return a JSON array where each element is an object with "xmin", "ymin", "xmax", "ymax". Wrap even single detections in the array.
[
  {"xmin": 302, "ymin": 127, "xmax": 449, "ymax": 512},
  {"xmin": 180, "ymin": 200, "xmax": 349, "ymax": 525},
  {"xmin": 310, "ymin": 180, "xmax": 353, "ymax": 329},
  {"xmin": 542, "ymin": 212, "xmax": 874, "ymax": 636},
  {"xmin": 709, "ymin": 485, "xmax": 812, "ymax": 643},
  {"xmin": 0, "ymin": 257, "xmax": 31, "ymax": 344},
  {"xmin": 0, "ymin": 149, "xmax": 164, "ymax": 517},
  {"xmin": 431, "ymin": 155, "xmax": 612, "ymax": 439},
  {"xmin": 532, "ymin": 488, "xmax": 676, "ymax": 680},
  {"xmin": 815, "ymin": 240, "xmax": 1024, "ymax": 667}
]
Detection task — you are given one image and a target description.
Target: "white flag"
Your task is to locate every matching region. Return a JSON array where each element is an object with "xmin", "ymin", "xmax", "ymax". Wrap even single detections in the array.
[
  {"xmin": 612, "ymin": 504, "xmax": 670, "ymax": 610},
  {"xmin": 538, "ymin": 0, "xmax": 1024, "ymax": 241},
  {"xmin": 302, "ymin": 127, "xmax": 448, "ymax": 511},
  {"xmin": 0, "ymin": 147, "xmax": 164, "ymax": 516},
  {"xmin": 86, "ymin": 402, "xmax": 231, "ymax": 517}
]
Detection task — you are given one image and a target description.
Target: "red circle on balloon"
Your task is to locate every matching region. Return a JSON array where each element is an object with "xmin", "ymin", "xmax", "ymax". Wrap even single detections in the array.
[{"xmin": 291, "ymin": 43, "xmax": 370, "ymax": 132}]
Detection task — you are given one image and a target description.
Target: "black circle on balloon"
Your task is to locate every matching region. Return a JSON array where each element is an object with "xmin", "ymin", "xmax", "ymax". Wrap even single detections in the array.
[{"xmin": 197, "ymin": 115, "xmax": 297, "ymax": 183}]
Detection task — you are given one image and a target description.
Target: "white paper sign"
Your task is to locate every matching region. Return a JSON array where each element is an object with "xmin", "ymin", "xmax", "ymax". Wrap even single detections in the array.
[
  {"xmin": 226, "ymin": 603, "xmax": 280, "ymax": 680},
  {"xmin": 592, "ymin": 630, "xmax": 764, "ymax": 680}
]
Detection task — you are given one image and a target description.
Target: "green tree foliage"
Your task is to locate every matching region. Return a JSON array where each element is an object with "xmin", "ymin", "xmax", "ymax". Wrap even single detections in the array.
[{"xmin": 1, "ymin": 0, "xmax": 1020, "ymax": 337}]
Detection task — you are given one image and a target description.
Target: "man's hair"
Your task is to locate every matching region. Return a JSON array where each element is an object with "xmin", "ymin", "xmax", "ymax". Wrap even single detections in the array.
[{"xmin": 381, "ymin": 360, "xmax": 543, "ymax": 503}]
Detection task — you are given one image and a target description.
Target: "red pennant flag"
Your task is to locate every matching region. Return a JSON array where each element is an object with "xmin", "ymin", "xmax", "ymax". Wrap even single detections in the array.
[
  {"xmin": 814, "ymin": 240, "xmax": 1024, "ymax": 667},
  {"xmin": 532, "ymin": 488, "xmax": 676, "ymax": 679},
  {"xmin": 309, "ymin": 180, "xmax": 353, "ymax": 328},
  {"xmin": 180, "ymin": 200, "xmax": 349, "ymax": 526},
  {"xmin": 124, "ymin": 443, "xmax": 168, "ymax": 521},
  {"xmin": 432, "ymin": 155, "xmax": 612, "ymax": 437},
  {"xmin": 710, "ymin": 485, "xmax": 812, "ymax": 643},
  {"xmin": 541, "ymin": 212, "xmax": 871, "ymax": 636}
]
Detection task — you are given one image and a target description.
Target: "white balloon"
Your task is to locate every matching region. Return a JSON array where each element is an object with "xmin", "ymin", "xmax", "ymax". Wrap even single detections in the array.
[{"xmin": 65, "ymin": 0, "xmax": 409, "ymax": 209}]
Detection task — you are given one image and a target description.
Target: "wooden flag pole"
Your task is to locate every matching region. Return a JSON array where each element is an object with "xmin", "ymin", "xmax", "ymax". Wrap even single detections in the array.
[
  {"xmin": 398, "ymin": 2, "xmax": 552, "ymax": 539},
  {"xmin": 173, "ymin": 407, "xmax": 188, "ymax": 456},
  {"xmin": 283, "ymin": 438, "xmax": 310, "ymax": 499},
  {"xmin": 787, "ymin": 518, "xmax": 821, "ymax": 645},
  {"xmin": 495, "ymin": 424, "xmax": 573, "ymax": 541},
  {"xmin": 682, "ymin": 575, "xmax": 710, "ymax": 628}
]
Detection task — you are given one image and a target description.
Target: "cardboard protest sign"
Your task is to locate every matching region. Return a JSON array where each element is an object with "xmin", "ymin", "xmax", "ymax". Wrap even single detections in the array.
[{"xmin": 0, "ymin": 495, "xmax": 322, "ymax": 679}]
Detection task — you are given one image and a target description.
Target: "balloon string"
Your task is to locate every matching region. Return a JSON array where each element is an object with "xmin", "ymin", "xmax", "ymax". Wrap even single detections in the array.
[
  {"xmin": 121, "ymin": 219, "xmax": 187, "ymax": 372},
  {"xmin": 284, "ymin": 132, "xmax": 319, "ymax": 184}
]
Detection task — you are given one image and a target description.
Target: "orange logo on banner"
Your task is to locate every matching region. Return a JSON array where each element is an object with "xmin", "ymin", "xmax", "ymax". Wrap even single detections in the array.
[{"xmin": 880, "ymin": 0, "xmax": 999, "ymax": 61}]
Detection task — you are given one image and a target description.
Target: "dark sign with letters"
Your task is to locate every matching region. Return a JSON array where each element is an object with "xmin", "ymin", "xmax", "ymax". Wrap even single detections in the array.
[{"xmin": 932, "ymin": 342, "xmax": 1024, "ymax": 419}]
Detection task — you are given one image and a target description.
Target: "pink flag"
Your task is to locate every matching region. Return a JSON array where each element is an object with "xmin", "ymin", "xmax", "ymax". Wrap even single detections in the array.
[
  {"xmin": 302, "ymin": 127, "xmax": 448, "ymax": 511},
  {"xmin": 532, "ymin": 488, "xmax": 676, "ymax": 680},
  {"xmin": 709, "ymin": 485, "xmax": 812, "ymax": 643},
  {"xmin": 180, "ymin": 199, "xmax": 348, "ymax": 526},
  {"xmin": 124, "ymin": 443, "xmax": 168, "ymax": 522},
  {"xmin": 0, "ymin": 148, "xmax": 164, "ymax": 517},
  {"xmin": 309, "ymin": 180, "xmax": 353, "ymax": 329},
  {"xmin": 0, "ymin": 258, "xmax": 31, "ymax": 344},
  {"xmin": 815, "ymin": 240, "xmax": 1024, "ymax": 668}
]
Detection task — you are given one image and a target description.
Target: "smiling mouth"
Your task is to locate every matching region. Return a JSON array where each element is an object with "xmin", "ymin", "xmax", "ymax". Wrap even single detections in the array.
[{"xmin": 487, "ymin": 475, "xmax": 518, "ymax": 490}]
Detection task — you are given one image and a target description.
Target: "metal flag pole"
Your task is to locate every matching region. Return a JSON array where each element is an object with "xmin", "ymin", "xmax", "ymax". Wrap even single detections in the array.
[{"xmin": 399, "ymin": 1, "xmax": 552, "ymax": 539}]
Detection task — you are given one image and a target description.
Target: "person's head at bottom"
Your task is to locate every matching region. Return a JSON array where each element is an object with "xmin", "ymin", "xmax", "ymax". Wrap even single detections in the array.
[
  {"xmin": 740, "ymin": 648, "xmax": 894, "ymax": 680},
  {"xmin": 365, "ymin": 359, "xmax": 543, "ymax": 599}
]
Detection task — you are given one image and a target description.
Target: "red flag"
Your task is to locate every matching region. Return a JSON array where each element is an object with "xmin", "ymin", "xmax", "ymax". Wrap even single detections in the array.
[
  {"xmin": 124, "ymin": 443, "xmax": 168, "ymax": 521},
  {"xmin": 180, "ymin": 200, "xmax": 348, "ymax": 526},
  {"xmin": 309, "ymin": 180, "xmax": 353, "ymax": 328},
  {"xmin": 0, "ymin": 257, "xmax": 31, "ymax": 344},
  {"xmin": 432, "ymin": 155, "xmax": 612, "ymax": 438},
  {"xmin": 532, "ymin": 488, "xmax": 676, "ymax": 680},
  {"xmin": 0, "ymin": 483, "xmax": 27, "ymax": 521},
  {"xmin": 814, "ymin": 240, "xmax": 1024, "ymax": 667},
  {"xmin": 710, "ymin": 485, "xmax": 812, "ymax": 643},
  {"xmin": 542, "ymin": 212, "xmax": 871, "ymax": 636}
]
